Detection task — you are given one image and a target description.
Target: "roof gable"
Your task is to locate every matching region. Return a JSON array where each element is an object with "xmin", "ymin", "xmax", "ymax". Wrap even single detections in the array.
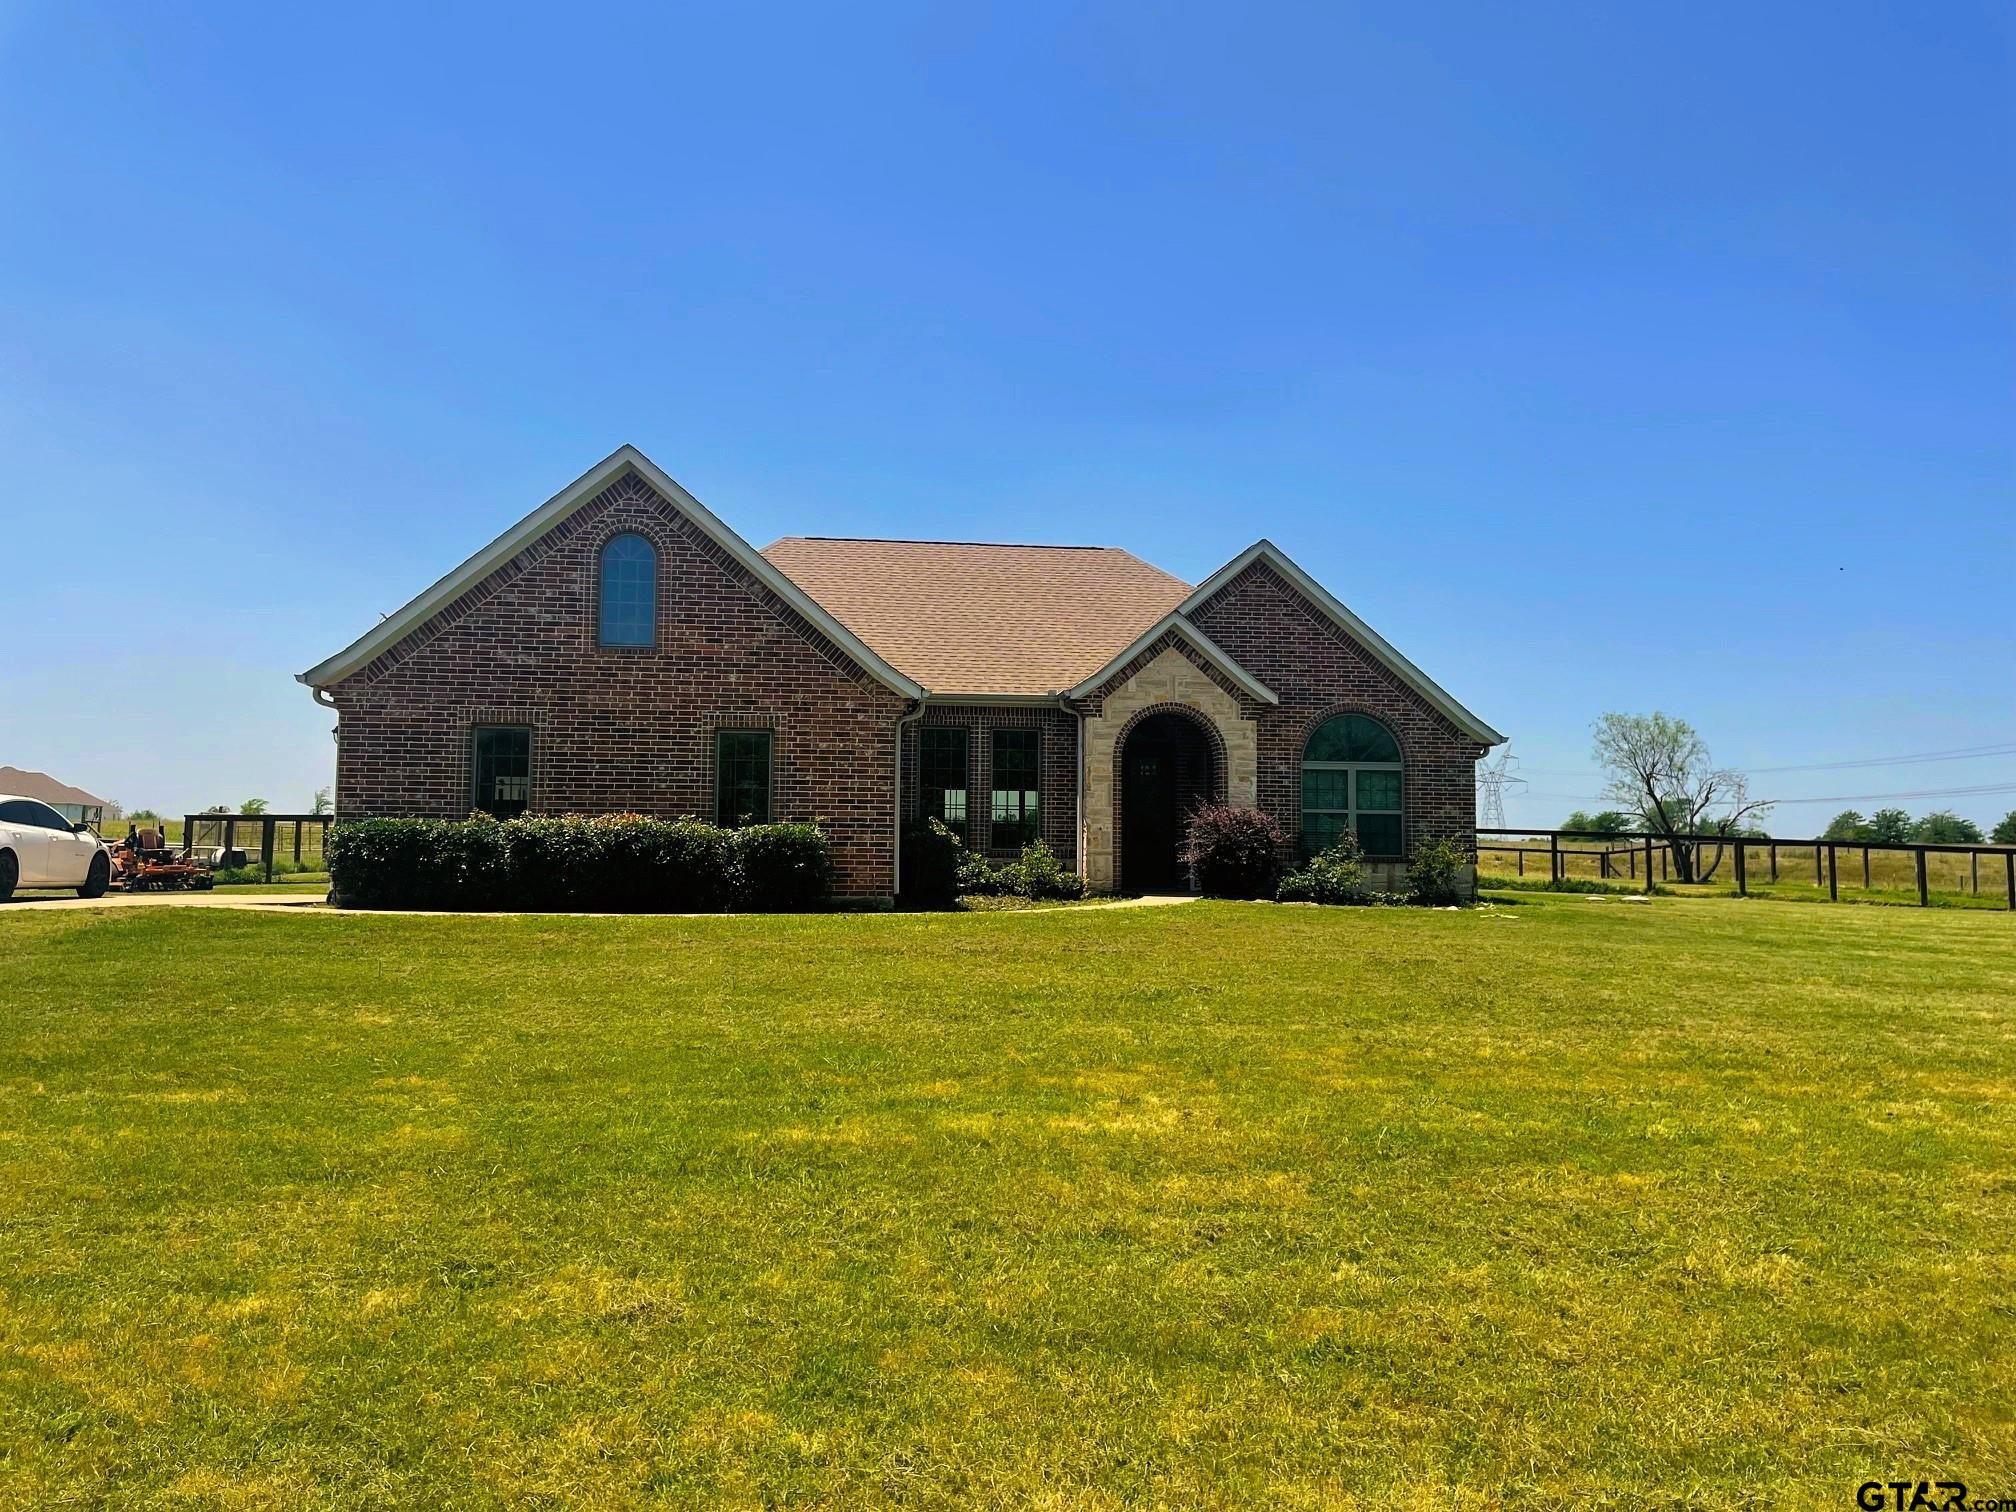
[
  {"xmin": 1065, "ymin": 613, "xmax": 1279, "ymax": 706},
  {"xmin": 1184, "ymin": 541, "xmax": 1504, "ymax": 745},
  {"xmin": 299, "ymin": 446, "xmax": 923, "ymax": 698}
]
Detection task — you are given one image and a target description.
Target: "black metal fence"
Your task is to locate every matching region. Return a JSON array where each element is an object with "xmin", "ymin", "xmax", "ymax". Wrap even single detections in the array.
[
  {"xmin": 183, "ymin": 812, "xmax": 335, "ymax": 883},
  {"xmin": 1477, "ymin": 827, "xmax": 2016, "ymax": 911}
]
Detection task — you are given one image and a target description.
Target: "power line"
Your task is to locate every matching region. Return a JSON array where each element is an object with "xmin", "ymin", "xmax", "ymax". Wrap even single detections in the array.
[
  {"xmin": 1514, "ymin": 742, "xmax": 2016, "ymax": 783},
  {"xmin": 1522, "ymin": 782, "xmax": 2016, "ymax": 808}
]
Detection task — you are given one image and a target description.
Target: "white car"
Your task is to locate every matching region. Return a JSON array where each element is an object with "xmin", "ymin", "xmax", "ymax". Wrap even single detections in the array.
[{"xmin": 0, "ymin": 795, "xmax": 111, "ymax": 900}]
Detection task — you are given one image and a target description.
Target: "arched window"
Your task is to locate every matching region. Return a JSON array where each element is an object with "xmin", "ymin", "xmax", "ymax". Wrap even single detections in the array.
[
  {"xmin": 1300, "ymin": 714, "xmax": 1403, "ymax": 857},
  {"xmin": 598, "ymin": 533, "xmax": 656, "ymax": 646}
]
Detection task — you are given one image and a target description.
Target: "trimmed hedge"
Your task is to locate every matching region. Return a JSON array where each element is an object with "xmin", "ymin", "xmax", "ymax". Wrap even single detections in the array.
[{"xmin": 328, "ymin": 815, "xmax": 829, "ymax": 912}]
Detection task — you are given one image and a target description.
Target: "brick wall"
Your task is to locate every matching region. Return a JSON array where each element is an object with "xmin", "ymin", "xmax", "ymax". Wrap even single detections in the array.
[
  {"xmin": 1186, "ymin": 561, "xmax": 1487, "ymax": 861},
  {"xmin": 327, "ymin": 472, "xmax": 906, "ymax": 897}
]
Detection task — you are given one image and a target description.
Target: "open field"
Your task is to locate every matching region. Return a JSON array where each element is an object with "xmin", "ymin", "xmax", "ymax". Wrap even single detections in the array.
[{"xmin": 3, "ymin": 896, "xmax": 2013, "ymax": 1505}]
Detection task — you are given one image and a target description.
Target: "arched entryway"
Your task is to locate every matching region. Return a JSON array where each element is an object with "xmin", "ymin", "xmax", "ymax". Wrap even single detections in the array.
[{"xmin": 1119, "ymin": 710, "xmax": 1220, "ymax": 893}]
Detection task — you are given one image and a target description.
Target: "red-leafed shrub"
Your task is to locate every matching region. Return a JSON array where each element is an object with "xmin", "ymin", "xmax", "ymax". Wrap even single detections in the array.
[{"xmin": 1178, "ymin": 804, "xmax": 1288, "ymax": 899}]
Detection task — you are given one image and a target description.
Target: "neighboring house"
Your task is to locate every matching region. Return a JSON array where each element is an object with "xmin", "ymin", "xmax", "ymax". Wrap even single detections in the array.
[
  {"xmin": 0, "ymin": 767, "xmax": 111, "ymax": 828},
  {"xmin": 301, "ymin": 446, "xmax": 1502, "ymax": 899}
]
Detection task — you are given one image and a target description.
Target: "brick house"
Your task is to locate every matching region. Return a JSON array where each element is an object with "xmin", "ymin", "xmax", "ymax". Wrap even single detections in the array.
[{"xmin": 302, "ymin": 445, "xmax": 1503, "ymax": 899}]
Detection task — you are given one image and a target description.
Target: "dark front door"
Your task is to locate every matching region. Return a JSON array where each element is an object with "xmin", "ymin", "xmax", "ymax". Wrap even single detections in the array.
[{"xmin": 1120, "ymin": 712, "xmax": 1216, "ymax": 893}]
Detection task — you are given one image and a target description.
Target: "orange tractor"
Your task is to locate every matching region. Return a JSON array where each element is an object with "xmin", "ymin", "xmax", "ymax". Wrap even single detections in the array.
[{"xmin": 107, "ymin": 826, "xmax": 215, "ymax": 892}]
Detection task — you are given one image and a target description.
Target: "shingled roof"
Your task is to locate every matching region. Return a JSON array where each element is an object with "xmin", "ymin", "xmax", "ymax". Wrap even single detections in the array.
[{"xmin": 761, "ymin": 538, "xmax": 1192, "ymax": 697}]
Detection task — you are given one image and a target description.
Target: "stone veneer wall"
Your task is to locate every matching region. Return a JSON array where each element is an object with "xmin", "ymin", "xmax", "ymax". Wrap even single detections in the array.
[{"xmin": 1078, "ymin": 644, "xmax": 1259, "ymax": 893}]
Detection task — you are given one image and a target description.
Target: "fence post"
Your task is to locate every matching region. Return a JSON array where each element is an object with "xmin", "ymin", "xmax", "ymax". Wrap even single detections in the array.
[
  {"xmin": 260, "ymin": 819, "xmax": 275, "ymax": 884},
  {"xmin": 1769, "ymin": 843, "xmax": 1778, "ymax": 882},
  {"xmin": 1550, "ymin": 832, "xmax": 1560, "ymax": 885},
  {"xmin": 293, "ymin": 820, "xmax": 303, "ymax": 865},
  {"xmin": 1971, "ymin": 852, "xmax": 1979, "ymax": 895},
  {"xmin": 1642, "ymin": 836, "xmax": 1653, "ymax": 894},
  {"xmin": 1814, "ymin": 844, "xmax": 1823, "ymax": 887},
  {"xmin": 1735, "ymin": 841, "xmax": 1747, "ymax": 896},
  {"xmin": 1827, "ymin": 843, "xmax": 1838, "ymax": 902},
  {"xmin": 1600, "ymin": 850, "xmax": 1610, "ymax": 880},
  {"xmin": 1517, "ymin": 848, "xmax": 1524, "ymax": 877},
  {"xmin": 1916, "ymin": 848, "xmax": 1929, "ymax": 907},
  {"xmin": 1863, "ymin": 847, "xmax": 1871, "ymax": 890},
  {"xmin": 2006, "ymin": 851, "xmax": 2014, "ymax": 912}
]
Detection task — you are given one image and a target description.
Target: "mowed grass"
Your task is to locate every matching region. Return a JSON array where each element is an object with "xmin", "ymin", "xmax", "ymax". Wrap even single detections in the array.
[{"xmin": 2, "ymin": 898, "xmax": 2013, "ymax": 1507}]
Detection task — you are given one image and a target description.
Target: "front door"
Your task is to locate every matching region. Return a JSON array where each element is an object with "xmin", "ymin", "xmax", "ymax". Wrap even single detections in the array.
[{"xmin": 1122, "ymin": 750, "xmax": 1186, "ymax": 893}]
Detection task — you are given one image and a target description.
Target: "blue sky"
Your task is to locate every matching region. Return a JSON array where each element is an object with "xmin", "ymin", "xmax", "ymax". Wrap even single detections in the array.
[{"xmin": 3, "ymin": 1, "xmax": 2010, "ymax": 830}]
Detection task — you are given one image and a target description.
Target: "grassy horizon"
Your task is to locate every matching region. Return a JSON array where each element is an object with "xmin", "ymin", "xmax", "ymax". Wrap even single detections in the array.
[{"xmin": 3, "ymin": 896, "xmax": 2012, "ymax": 1505}]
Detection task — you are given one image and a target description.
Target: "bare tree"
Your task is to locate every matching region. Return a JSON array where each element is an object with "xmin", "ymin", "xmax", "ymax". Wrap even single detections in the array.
[{"xmin": 1592, "ymin": 712, "xmax": 1772, "ymax": 883}]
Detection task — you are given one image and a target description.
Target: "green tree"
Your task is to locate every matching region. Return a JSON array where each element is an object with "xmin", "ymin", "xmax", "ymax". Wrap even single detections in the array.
[
  {"xmin": 1867, "ymin": 808, "xmax": 1914, "ymax": 844},
  {"xmin": 1913, "ymin": 810, "xmax": 1983, "ymax": 844},
  {"xmin": 1993, "ymin": 811, "xmax": 2016, "ymax": 845},
  {"xmin": 1822, "ymin": 810, "xmax": 1871, "ymax": 841},
  {"xmin": 311, "ymin": 787, "xmax": 331, "ymax": 816},
  {"xmin": 1591, "ymin": 712, "xmax": 1770, "ymax": 883},
  {"xmin": 239, "ymin": 798, "xmax": 270, "ymax": 815}
]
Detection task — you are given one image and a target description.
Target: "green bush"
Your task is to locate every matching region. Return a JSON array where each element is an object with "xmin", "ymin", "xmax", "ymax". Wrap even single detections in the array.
[
  {"xmin": 329, "ymin": 815, "xmax": 827, "ymax": 912},
  {"xmin": 587, "ymin": 815, "xmax": 732, "ymax": 912},
  {"xmin": 999, "ymin": 839, "xmax": 1086, "ymax": 901},
  {"xmin": 728, "ymin": 822, "xmax": 833, "ymax": 911},
  {"xmin": 955, "ymin": 848, "xmax": 1005, "ymax": 897},
  {"xmin": 901, "ymin": 818, "xmax": 966, "ymax": 907},
  {"xmin": 1276, "ymin": 832, "xmax": 1368, "ymax": 905},
  {"xmin": 1177, "ymin": 804, "xmax": 1286, "ymax": 899},
  {"xmin": 1406, "ymin": 835, "xmax": 1472, "ymax": 906}
]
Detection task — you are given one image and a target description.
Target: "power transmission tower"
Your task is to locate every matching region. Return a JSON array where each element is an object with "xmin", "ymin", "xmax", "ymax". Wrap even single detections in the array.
[{"xmin": 1477, "ymin": 745, "xmax": 1525, "ymax": 829}]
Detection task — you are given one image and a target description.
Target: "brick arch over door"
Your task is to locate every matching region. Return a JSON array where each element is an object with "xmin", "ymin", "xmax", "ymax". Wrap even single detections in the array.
[{"xmin": 1110, "ymin": 701, "xmax": 1228, "ymax": 894}]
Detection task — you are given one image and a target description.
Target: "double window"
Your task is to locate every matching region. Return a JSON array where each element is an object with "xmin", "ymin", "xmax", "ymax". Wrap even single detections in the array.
[
  {"xmin": 715, "ymin": 730, "xmax": 772, "ymax": 826},
  {"xmin": 472, "ymin": 727, "xmax": 533, "ymax": 818},
  {"xmin": 918, "ymin": 727, "xmax": 970, "ymax": 838},
  {"xmin": 989, "ymin": 728, "xmax": 1040, "ymax": 849},
  {"xmin": 1300, "ymin": 714, "xmax": 1403, "ymax": 857},
  {"xmin": 598, "ymin": 533, "xmax": 657, "ymax": 647}
]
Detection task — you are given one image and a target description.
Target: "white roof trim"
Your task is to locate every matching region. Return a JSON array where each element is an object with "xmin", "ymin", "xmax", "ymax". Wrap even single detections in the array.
[
  {"xmin": 298, "ymin": 445, "xmax": 926, "ymax": 699},
  {"xmin": 1183, "ymin": 541, "xmax": 1505, "ymax": 745},
  {"xmin": 1065, "ymin": 612, "xmax": 1280, "ymax": 705}
]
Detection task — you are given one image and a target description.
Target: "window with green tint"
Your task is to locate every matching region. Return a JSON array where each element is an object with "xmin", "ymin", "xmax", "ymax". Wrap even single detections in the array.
[
  {"xmin": 1299, "ymin": 714, "xmax": 1404, "ymax": 857},
  {"xmin": 989, "ymin": 728, "xmax": 1040, "ymax": 849},
  {"xmin": 715, "ymin": 730, "xmax": 772, "ymax": 826},
  {"xmin": 918, "ymin": 726, "xmax": 970, "ymax": 838},
  {"xmin": 471, "ymin": 726, "xmax": 532, "ymax": 818}
]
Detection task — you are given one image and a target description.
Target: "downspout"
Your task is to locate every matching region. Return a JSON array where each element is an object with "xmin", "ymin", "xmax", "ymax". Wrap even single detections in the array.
[{"xmin": 892, "ymin": 696, "xmax": 927, "ymax": 899}]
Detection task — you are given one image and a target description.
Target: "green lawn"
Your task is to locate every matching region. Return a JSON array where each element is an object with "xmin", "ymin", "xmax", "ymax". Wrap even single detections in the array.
[{"xmin": 3, "ymin": 896, "xmax": 2012, "ymax": 1506}]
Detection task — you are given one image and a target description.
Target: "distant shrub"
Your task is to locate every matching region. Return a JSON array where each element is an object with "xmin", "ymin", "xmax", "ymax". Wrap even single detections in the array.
[
  {"xmin": 1406, "ymin": 835, "xmax": 1472, "ymax": 906},
  {"xmin": 728, "ymin": 822, "xmax": 834, "ymax": 911},
  {"xmin": 901, "ymin": 818, "xmax": 966, "ymax": 907},
  {"xmin": 329, "ymin": 814, "xmax": 827, "ymax": 912},
  {"xmin": 1276, "ymin": 831, "xmax": 1368, "ymax": 906},
  {"xmin": 1178, "ymin": 804, "xmax": 1287, "ymax": 899}
]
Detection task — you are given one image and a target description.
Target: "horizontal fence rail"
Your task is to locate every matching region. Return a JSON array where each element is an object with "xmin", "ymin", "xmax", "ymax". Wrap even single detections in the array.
[{"xmin": 1476, "ymin": 827, "xmax": 2016, "ymax": 911}]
